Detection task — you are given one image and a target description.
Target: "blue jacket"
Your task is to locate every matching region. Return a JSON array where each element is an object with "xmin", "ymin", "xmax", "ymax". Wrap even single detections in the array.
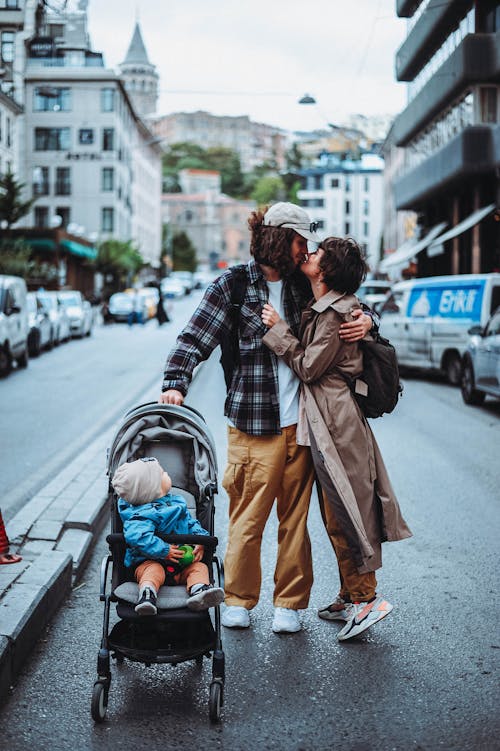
[{"xmin": 118, "ymin": 492, "xmax": 208, "ymax": 569}]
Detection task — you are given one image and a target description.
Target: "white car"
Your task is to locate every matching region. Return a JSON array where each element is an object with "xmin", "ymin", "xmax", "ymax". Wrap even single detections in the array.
[
  {"xmin": 461, "ymin": 306, "xmax": 500, "ymax": 405},
  {"xmin": 57, "ymin": 290, "xmax": 93, "ymax": 337},
  {"xmin": 160, "ymin": 278, "xmax": 185, "ymax": 299},
  {"xmin": 37, "ymin": 291, "xmax": 71, "ymax": 345},
  {"xmin": 357, "ymin": 280, "xmax": 392, "ymax": 310},
  {"xmin": 0, "ymin": 274, "xmax": 29, "ymax": 376}
]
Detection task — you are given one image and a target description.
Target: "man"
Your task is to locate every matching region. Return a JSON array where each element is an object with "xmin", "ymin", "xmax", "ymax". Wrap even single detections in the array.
[{"xmin": 159, "ymin": 202, "xmax": 374, "ymax": 634}]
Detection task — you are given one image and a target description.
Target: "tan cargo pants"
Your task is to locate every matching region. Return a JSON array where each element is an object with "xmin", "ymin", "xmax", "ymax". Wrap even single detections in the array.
[{"xmin": 222, "ymin": 424, "xmax": 315, "ymax": 610}]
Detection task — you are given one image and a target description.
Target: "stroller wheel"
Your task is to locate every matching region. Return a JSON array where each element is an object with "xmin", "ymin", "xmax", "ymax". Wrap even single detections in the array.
[
  {"xmin": 91, "ymin": 681, "xmax": 108, "ymax": 723},
  {"xmin": 208, "ymin": 680, "xmax": 223, "ymax": 723}
]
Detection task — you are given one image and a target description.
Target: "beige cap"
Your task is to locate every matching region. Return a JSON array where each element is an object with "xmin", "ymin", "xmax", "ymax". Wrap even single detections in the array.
[
  {"xmin": 112, "ymin": 458, "xmax": 163, "ymax": 505},
  {"xmin": 263, "ymin": 202, "xmax": 322, "ymax": 242}
]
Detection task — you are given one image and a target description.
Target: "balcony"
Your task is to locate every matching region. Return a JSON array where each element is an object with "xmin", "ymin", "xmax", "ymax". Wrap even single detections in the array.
[
  {"xmin": 0, "ymin": 4, "xmax": 24, "ymax": 30},
  {"xmin": 392, "ymin": 32, "xmax": 500, "ymax": 146},
  {"xmin": 394, "ymin": 125, "xmax": 499, "ymax": 210},
  {"xmin": 396, "ymin": 0, "xmax": 472, "ymax": 81}
]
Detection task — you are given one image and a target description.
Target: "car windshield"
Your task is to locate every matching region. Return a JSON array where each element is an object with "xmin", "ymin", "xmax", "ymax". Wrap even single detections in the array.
[
  {"xmin": 111, "ymin": 294, "xmax": 131, "ymax": 303},
  {"xmin": 38, "ymin": 294, "xmax": 55, "ymax": 310},
  {"xmin": 359, "ymin": 284, "xmax": 391, "ymax": 295},
  {"xmin": 60, "ymin": 294, "xmax": 81, "ymax": 307}
]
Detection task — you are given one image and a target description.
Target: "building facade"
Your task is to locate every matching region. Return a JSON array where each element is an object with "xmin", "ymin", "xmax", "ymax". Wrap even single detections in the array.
[
  {"xmin": 297, "ymin": 153, "xmax": 385, "ymax": 272},
  {"xmin": 151, "ymin": 110, "xmax": 287, "ymax": 173},
  {"xmin": 17, "ymin": 5, "xmax": 162, "ymax": 267},
  {"xmin": 162, "ymin": 169, "xmax": 255, "ymax": 268},
  {"xmin": 0, "ymin": 89, "xmax": 21, "ymax": 177},
  {"xmin": 389, "ymin": 0, "xmax": 500, "ymax": 277}
]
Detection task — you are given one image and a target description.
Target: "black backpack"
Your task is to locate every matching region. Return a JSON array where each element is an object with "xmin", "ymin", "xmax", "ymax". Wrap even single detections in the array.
[
  {"xmin": 336, "ymin": 333, "xmax": 403, "ymax": 418},
  {"xmin": 219, "ymin": 266, "xmax": 247, "ymax": 389}
]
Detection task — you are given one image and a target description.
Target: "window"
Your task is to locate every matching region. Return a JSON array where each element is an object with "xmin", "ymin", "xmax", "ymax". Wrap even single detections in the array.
[
  {"xmin": 1, "ymin": 32, "xmax": 14, "ymax": 64},
  {"xmin": 35, "ymin": 127, "xmax": 71, "ymax": 151},
  {"xmin": 363, "ymin": 222, "xmax": 369, "ymax": 236},
  {"xmin": 345, "ymin": 222, "xmax": 350, "ymax": 234},
  {"xmin": 480, "ymin": 87, "xmax": 498, "ymax": 124},
  {"xmin": 345, "ymin": 200, "xmax": 351, "ymax": 214},
  {"xmin": 314, "ymin": 175, "xmax": 323, "ymax": 190},
  {"xmin": 363, "ymin": 177, "xmax": 369, "ymax": 192},
  {"xmin": 101, "ymin": 207, "xmax": 114, "ymax": 232},
  {"xmin": 101, "ymin": 167, "xmax": 114, "ymax": 191},
  {"xmin": 33, "ymin": 166, "xmax": 49, "ymax": 196},
  {"xmin": 313, "ymin": 198, "xmax": 324, "ymax": 208},
  {"xmin": 55, "ymin": 167, "xmax": 71, "ymax": 195},
  {"xmin": 6, "ymin": 116, "xmax": 11, "ymax": 147},
  {"xmin": 55, "ymin": 207, "xmax": 70, "ymax": 228},
  {"xmin": 101, "ymin": 88, "xmax": 115, "ymax": 112},
  {"xmin": 34, "ymin": 206, "xmax": 49, "ymax": 228},
  {"xmin": 34, "ymin": 87, "xmax": 71, "ymax": 112},
  {"xmin": 0, "ymin": 111, "xmax": 2, "ymax": 142},
  {"xmin": 363, "ymin": 199, "xmax": 369, "ymax": 216},
  {"xmin": 330, "ymin": 178, "xmax": 339, "ymax": 188},
  {"xmin": 79, "ymin": 128, "xmax": 94, "ymax": 145},
  {"xmin": 345, "ymin": 176, "xmax": 351, "ymax": 193},
  {"xmin": 102, "ymin": 128, "xmax": 114, "ymax": 151}
]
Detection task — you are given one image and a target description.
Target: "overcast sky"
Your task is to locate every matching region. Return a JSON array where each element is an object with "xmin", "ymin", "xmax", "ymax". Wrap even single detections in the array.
[{"xmin": 86, "ymin": 0, "xmax": 408, "ymax": 132}]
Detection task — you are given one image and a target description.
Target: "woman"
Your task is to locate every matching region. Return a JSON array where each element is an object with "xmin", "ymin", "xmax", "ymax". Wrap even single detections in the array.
[{"xmin": 261, "ymin": 237, "xmax": 412, "ymax": 641}]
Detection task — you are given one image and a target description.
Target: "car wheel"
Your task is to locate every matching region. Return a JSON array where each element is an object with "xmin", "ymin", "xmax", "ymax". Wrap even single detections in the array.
[
  {"xmin": 444, "ymin": 352, "xmax": 462, "ymax": 386},
  {"xmin": 16, "ymin": 346, "xmax": 29, "ymax": 369},
  {"xmin": 461, "ymin": 358, "xmax": 485, "ymax": 406},
  {"xmin": 28, "ymin": 331, "xmax": 41, "ymax": 357},
  {"xmin": 0, "ymin": 345, "xmax": 12, "ymax": 377}
]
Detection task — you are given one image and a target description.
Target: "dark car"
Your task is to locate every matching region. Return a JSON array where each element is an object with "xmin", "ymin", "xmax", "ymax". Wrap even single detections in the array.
[
  {"xmin": 27, "ymin": 292, "xmax": 54, "ymax": 356},
  {"xmin": 461, "ymin": 306, "xmax": 500, "ymax": 405}
]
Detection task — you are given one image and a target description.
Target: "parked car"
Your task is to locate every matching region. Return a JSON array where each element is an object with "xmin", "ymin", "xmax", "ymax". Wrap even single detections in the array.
[
  {"xmin": 138, "ymin": 288, "xmax": 158, "ymax": 319},
  {"xmin": 357, "ymin": 280, "xmax": 392, "ymax": 310},
  {"xmin": 169, "ymin": 271, "xmax": 194, "ymax": 295},
  {"xmin": 108, "ymin": 292, "xmax": 134, "ymax": 322},
  {"xmin": 37, "ymin": 290, "xmax": 71, "ymax": 345},
  {"xmin": 0, "ymin": 274, "xmax": 29, "ymax": 376},
  {"xmin": 461, "ymin": 306, "xmax": 500, "ymax": 405},
  {"xmin": 57, "ymin": 290, "xmax": 93, "ymax": 337},
  {"xmin": 160, "ymin": 278, "xmax": 185, "ymax": 299},
  {"xmin": 379, "ymin": 274, "xmax": 500, "ymax": 384},
  {"xmin": 27, "ymin": 292, "xmax": 54, "ymax": 356}
]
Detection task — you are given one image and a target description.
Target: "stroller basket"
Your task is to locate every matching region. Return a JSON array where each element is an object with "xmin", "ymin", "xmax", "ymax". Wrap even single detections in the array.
[{"xmin": 91, "ymin": 403, "xmax": 225, "ymax": 724}]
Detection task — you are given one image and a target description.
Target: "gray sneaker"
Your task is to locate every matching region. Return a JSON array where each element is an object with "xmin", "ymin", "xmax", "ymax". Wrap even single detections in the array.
[
  {"xmin": 318, "ymin": 596, "xmax": 353, "ymax": 622},
  {"xmin": 221, "ymin": 605, "xmax": 250, "ymax": 628},
  {"xmin": 337, "ymin": 596, "xmax": 393, "ymax": 641},
  {"xmin": 187, "ymin": 584, "xmax": 225, "ymax": 611}
]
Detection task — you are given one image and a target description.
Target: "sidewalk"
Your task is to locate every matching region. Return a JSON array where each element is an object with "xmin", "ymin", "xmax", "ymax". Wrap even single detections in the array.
[{"xmin": 0, "ymin": 423, "xmax": 113, "ymax": 700}]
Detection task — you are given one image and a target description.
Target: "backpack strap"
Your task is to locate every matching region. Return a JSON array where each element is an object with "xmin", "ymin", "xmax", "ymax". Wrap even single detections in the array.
[{"xmin": 219, "ymin": 265, "xmax": 248, "ymax": 388}]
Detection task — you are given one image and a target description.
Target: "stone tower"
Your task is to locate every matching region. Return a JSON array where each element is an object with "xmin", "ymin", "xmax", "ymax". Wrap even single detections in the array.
[{"xmin": 119, "ymin": 22, "xmax": 159, "ymax": 118}]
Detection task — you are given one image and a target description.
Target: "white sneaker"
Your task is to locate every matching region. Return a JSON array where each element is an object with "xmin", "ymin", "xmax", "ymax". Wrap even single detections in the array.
[
  {"xmin": 272, "ymin": 607, "xmax": 301, "ymax": 634},
  {"xmin": 221, "ymin": 605, "xmax": 250, "ymax": 628}
]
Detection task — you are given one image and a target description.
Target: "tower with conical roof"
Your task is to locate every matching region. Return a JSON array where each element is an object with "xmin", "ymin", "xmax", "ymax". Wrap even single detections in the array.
[{"xmin": 119, "ymin": 22, "xmax": 159, "ymax": 117}]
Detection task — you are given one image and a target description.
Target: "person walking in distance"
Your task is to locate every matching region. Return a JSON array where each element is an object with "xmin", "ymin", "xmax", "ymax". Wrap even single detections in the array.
[{"xmin": 159, "ymin": 203, "xmax": 375, "ymax": 634}]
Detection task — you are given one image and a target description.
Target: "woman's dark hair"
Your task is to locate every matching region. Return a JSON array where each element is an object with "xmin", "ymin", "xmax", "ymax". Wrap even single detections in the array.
[
  {"xmin": 318, "ymin": 237, "xmax": 367, "ymax": 294},
  {"xmin": 248, "ymin": 208, "xmax": 298, "ymax": 278}
]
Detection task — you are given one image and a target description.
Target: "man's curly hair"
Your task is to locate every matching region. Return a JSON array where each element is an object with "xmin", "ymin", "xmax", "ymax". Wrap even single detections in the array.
[
  {"xmin": 248, "ymin": 208, "xmax": 298, "ymax": 278},
  {"xmin": 318, "ymin": 237, "xmax": 367, "ymax": 294}
]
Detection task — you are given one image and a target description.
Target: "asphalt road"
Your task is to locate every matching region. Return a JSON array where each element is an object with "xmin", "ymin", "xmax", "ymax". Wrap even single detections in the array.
[{"xmin": 1, "ymin": 303, "xmax": 499, "ymax": 750}]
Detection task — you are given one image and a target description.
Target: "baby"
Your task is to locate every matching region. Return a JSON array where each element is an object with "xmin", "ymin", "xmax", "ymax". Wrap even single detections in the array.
[{"xmin": 112, "ymin": 457, "xmax": 224, "ymax": 615}]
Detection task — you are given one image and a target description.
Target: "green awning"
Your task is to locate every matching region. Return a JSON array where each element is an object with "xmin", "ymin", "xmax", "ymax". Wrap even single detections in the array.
[
  {"xmin": 60, "ymin": 239, "xmax": 98, "ymax": 260},
  {"xmin": 25, "ymin": 238, "xmax": 57, "ymax": 253}
]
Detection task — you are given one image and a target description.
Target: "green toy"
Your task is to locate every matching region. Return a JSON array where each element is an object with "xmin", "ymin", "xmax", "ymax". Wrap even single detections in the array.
[{"xmin": 178, "ymin": 544, "xmax": 195, "ymax": 567}]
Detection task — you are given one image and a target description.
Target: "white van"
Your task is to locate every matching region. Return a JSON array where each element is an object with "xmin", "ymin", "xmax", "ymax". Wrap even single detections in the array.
[
  {"xmin": 378, "ymin": 274, "xmax": 500, "ymax": 384},
  {"xmin": 0, "ymin": 275, "xmax": 29, "ymax": 376}
]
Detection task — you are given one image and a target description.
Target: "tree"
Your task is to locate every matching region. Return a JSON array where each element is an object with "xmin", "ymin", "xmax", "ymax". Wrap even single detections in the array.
[
  {"xmin": 0, "ymin": 170, "xmax": 37, "ymax": 230},
  {"xmin": 0, "ymin": 237, "xmax": 58, "ymax": 283},
  {"xmin": 282, "ymin": 143, "xmax": 304, "ymax": 202},
  {"xmin": 251, "ymin": 175, "xmax": 286, "ymax": 207},
  {"xmin": 205, "ymin": 147, "xmax": 245, "ymax": 197},
  {"xmin": 96, "ymin": 239, "xmax": 143, "ymax": 294},
  {"xmin": 172, "ymin": 231, "xmax": 197, "ymax": 272}
]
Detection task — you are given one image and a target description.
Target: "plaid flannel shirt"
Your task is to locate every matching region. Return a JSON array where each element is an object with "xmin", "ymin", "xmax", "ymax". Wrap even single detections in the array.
[{"xmin": 162, "ymin": 259, "xmax": 308, "ymax": 435}]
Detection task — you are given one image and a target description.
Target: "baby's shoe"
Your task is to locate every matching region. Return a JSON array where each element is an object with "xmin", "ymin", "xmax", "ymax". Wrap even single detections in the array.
[
  {"xmin": 135, "ymin": 586, "xmax": 158, "ymax": 616},
  {"xmin": 187, "ymin": 584, "xmax": 225, "ymax": 611}
]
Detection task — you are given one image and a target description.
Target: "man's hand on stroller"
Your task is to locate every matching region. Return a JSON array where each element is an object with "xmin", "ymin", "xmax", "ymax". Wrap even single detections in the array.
[
  {"xmin": 165, "ymin": 544, "xmax": 185, "ymax": 562},
  {"xmin": 193, "ymin": 544, "xmax": 204, "ymax": 562},
  {"xmin": 159, "ymin": 389, "xmax": 184, "ymax": 405}
]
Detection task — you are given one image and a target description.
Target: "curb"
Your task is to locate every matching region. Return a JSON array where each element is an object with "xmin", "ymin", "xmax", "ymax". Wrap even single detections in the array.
[{"xmin": 0, "ymin": 426, "xmax": 113, "ymax": 703}]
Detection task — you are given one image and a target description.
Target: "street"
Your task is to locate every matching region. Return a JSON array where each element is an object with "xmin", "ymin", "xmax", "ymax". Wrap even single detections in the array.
[{"xmin": 1, "ymin": 292, "xmax": 499, "ymax": 751}]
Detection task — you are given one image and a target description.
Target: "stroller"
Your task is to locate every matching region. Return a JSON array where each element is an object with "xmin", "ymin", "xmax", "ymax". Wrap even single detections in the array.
[{"xmin": 91, "ymin": 402, "xmax": 225, "ymax": 723}]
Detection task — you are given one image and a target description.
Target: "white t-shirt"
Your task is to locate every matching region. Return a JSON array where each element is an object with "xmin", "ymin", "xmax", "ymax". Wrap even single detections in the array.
[{"xmin": 267, "ymin": 280, "xmax": 300, "ymax": 428}]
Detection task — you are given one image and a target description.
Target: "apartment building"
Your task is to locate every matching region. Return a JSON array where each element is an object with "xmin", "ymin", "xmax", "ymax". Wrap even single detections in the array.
[
  {"xmin": 0, "ymin": 89, "xmax": 21, "ymax": 177},
  {"xmin": 151, "ymin": 110, "xmax": 287, "ymax": 173},
  {"xmin": 385, "ymin": 1, "xmax": 500, "ymax": 276},
  {"xmin": 19, "ymin": 6, "xmax": 162, "ymax": 266},
  {"xmin": 297, "ymin": 153, "xmax": 384, "ymax": 271}
]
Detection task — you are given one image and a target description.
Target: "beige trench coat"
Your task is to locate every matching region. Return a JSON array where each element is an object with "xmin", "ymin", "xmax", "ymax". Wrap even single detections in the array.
[{"xmin": 263, "ymin": 289, "xmax": 412, "ymax": 573}]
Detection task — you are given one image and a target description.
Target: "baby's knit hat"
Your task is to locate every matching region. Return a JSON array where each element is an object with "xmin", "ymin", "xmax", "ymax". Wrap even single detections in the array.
[{"xmin": 112, "ymin": 458, "xmax": 163, "ymax": 505}]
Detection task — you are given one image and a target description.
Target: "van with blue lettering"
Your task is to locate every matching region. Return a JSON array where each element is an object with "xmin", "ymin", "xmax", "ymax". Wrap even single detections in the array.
[{"xmin": 378, "ymin": 274, "xmax": 500, "ymax": 384}]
